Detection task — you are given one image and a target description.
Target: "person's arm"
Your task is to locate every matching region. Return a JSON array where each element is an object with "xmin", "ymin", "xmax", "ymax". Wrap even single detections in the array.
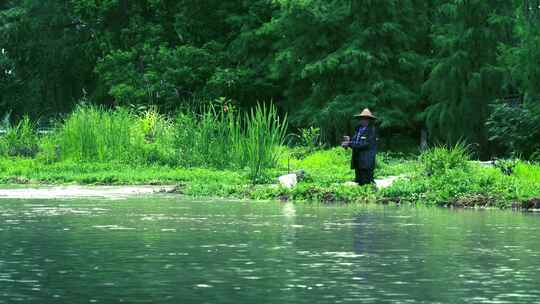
[{"xmin": 349, "ymin": 129, "xmax": 370, "ymax": 150}]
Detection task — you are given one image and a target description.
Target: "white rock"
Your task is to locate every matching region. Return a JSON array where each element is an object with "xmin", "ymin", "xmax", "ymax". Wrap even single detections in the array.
[
  {"xmin": 278, "ymin": 174, "xmax": 298, "ymax": 189},
  {"xmin": 340, "ymin": 175, "xmax": 407, "ymax": 189},
  {"xmin": 375, "ymin": 175, "xmax": 406, "ymax": 189}
]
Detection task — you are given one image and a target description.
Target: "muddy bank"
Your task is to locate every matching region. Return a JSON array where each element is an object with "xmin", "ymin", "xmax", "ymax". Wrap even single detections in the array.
[
  {"xmin": 0, "ymin": 183, "xmax": 537, "ymax": 212},
  {"xmin": 0, "ymin": 185, "xmax": 177, "ymax": 199}
]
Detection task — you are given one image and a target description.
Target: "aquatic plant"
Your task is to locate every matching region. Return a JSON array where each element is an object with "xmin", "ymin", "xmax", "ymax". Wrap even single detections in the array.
[
  {"xmin": 493, "ymin": 158, "xmax": 517, "ymax": 175},
  {"xmin": 3, "ymin": 103, "xmax": 538, "ymax": 207},
  {"xmin": 30, "ymin": 100, "xmax": 287, "ymax": 182}
]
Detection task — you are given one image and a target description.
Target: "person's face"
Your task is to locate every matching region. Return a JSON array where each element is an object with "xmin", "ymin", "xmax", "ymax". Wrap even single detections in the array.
[{"xmin": 359, "ymin": 118, "xmax": 370, "ymax": 127}]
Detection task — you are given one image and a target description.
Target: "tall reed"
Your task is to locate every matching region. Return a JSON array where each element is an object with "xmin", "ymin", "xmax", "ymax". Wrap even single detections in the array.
[
  {"xmin": 0, "ymin": 115, "xmax": 39, "ymax": 157},
  {"xmin": 243, "ymin": 103, "xmax": 288, "ymax": 183},
  {"xmin": 19, "ymin": 102, "xmax": 288, "ymax": 182},
  {"xmin": 173, "ymin": 102, "xmax": 287, "ymax": 181},
  {"xmin": 174, "ymin": 106, "xmax": 237, "ymax": 168},
  {"xmin": 56, "ymin": 105, "xmax": 142, "ymax": 163}
]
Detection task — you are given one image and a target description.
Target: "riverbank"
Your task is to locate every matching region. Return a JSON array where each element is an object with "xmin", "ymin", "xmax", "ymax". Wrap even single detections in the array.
[
  {"xmin": 0, "ymin": 185, "xmax": 176, "ymax": 199},
  {"xmin": 1, "ymin": 148, "xmax": 539, "ymax": 209}
]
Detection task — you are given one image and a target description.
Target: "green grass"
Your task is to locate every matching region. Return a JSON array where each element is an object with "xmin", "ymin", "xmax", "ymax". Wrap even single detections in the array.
[
  {"xmin": 419, "ymin": 142, "xmax": 470, "ymax": 176},
  {"xmin": 0, "ymin": 150, "xmax": 538, "ymax": 208},
  {"xmin": 501, "ymin": 162, "xmax": 540, "ymax": 200},
  {"xmin": 54, "ymin": 106, "xmax": 142, "ymax": 163},
  {"xmin": 243, "ymin": 103, "xmax": 288, "ymax": 183},
  {"xmin": 0, "ymin": 157, "xmax": 246, "ymax": 196},
  {"xmin": 173, "ymin": 102, "xmax": 287, "ymax": 176},
  {"xmin": 285, "ymin": 148, "xmax": 353, "ymax": 185},
  {"xmin": 374, "ymin": 145, "xmax": 540, "ymax": 207},
  {"xmin": 10, "ymin": 103, "xmax": 287, "ymax": 182},
  {"xmin": 283, "ymin": 148, "xmax": 418, "ymax": 185},
  {"xmin": 0, "ymin": 110, "xmax": 538, "ymax": 208}
]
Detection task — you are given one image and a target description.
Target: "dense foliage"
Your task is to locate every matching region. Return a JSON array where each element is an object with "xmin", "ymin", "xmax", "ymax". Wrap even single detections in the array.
[
  {"xmin": 0, "ymin": 104, "xmax": 287, "ymax": 182},
  {"xmin": 487, "ymin": 102, "xmax": 540, "ymax": 159},
  {"xmin": 0, "ymin": 145, "xmax": 538, "ymax": 208},
  {"xmin": 1, "ymin": 0, "xmax": 539, "ymax": 157}
]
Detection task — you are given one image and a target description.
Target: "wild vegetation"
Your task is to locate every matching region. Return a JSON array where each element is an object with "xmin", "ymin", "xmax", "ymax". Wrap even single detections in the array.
[
  {"xmin": 0, "ymin": 108, "xmax": 538, "ymax": 209},
  {"xmin": 5, "ymin": 103, "xmax": 286, "ymax": 182},
  {"xmin": 1, "ymin": 1, "xmax": 540, "ymax": 159},
  {"xmin": 0, "ymin": 1, "xmax": 539, "ymax": 208}
]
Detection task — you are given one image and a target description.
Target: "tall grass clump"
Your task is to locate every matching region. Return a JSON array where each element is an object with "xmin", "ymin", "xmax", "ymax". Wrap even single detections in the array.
[
  {"xmin": 137, "ymin": 107, "xmax": 177, "ymax": 165},
  {"xmin": 55, "ymin": 105, "xmax": 142, "ymax": 163},
  {"xmin": 174, "ymin": 102, "xmax": 287, "ymax": 182},
  {"xmin": 0, "ymin": 115, "xmax": 40, "ymax": 157},
  {"xmin": 4, "ymin": 101, "xmax": 288, "ymax": 182},
  {"xmin": 420, "ymin": 143, "xmax": 471, "ymax": 176},
  {"xmin": 174, "ymin": 104, "xmax": 242, "ymax": 168},
  {"xmin": 243, "ymin": 103, "xmax": 288, "ymax": 183}
]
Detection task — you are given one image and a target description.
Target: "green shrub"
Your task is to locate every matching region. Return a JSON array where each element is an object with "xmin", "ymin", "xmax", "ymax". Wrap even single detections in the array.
[
  {"xmin": 1, "ymin": 101, "xmax": 287, "ymax": 183},
  {"xmin": 487, "ymin": 102, "xmax": 540, "ymax": 159},
  {"xmin": 0, "ymin": 116, "xmax": 39, "ymax": 157},
  {"xmin": 380, "ymin": 161, "xmax": 539, "ymax": 207},
  {"xmin": 493, "ymin": 158, "xmax": 517, "ymax": 175},
  {"xmin": 138, "ymin": 107, "xmax": 174, "ymax": 144},
  {"xmin": 136, "ymin": 108, "xmax": 177, "ymax": 166},
  {"xmin": 420, "ymin": 143, "xmax": 470, "ymax": 176},
  {"xmin": 531, "ymin": 151, "xmax": 540, "ymax": 163}
]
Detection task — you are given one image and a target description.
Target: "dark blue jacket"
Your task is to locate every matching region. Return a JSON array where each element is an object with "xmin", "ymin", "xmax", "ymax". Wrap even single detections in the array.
[{"xmin": 350, "ymin": 126, "xmax": 377, "ymax": 170}]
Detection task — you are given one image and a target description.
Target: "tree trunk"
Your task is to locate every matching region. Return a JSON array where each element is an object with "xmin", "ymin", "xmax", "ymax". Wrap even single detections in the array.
[{"xmin": 420, "ymin": 128, "xmax": 428, "ymax": 151}]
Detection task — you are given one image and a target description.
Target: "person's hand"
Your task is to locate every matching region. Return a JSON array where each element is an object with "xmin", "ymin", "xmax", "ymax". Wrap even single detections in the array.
[{"xmin": 341, "ymin": 136, "xmax": 350, "ymax": 149}]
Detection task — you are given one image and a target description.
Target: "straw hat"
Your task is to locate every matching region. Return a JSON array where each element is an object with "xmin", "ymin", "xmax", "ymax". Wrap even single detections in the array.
[{"xmin": 354, "ymin": 108, "xmax": 376, "ymax": 119}]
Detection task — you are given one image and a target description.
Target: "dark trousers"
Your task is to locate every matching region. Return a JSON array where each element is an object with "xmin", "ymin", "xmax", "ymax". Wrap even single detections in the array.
[{"xmin": 355, "ymin": 168, "xmax": 374, "ymax": 186}]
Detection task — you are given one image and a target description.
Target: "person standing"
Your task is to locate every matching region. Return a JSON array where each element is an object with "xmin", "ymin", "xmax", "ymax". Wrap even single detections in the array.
[{"xmin": 342, "ymin": 109, "xmax": 377, "ymax": 185}]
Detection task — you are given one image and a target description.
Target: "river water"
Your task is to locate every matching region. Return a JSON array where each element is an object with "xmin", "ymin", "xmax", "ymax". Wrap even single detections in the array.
[{"xmin": 1, "ymin": 196, "xmax": 540, "ymax": 303}]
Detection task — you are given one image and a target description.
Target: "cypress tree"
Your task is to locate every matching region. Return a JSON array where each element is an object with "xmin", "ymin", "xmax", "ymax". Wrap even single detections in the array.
[
  {"xmin": 500, "ymin": 0, "xmax": 540, "ymax": 100},
  {"xmin": 253, "ymin": 0, "xmax": 429, "ymax": 142},
  {"xmin": 423, "ymin": 0, "xmax": 515, "ymax": 154}
]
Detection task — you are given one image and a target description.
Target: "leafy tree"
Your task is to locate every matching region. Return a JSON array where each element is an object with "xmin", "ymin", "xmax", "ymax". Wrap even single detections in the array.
[
  {"xmin": 487, "ymin": 0, "xmax": 540, "ymax": 159},
  {"xmin": 1, "ymin": 0, "xmax": 539, "ymax": 158},
  {"xmin": 423, "ymin": 0, "xmax": 515, "ymax": 155},
  {"xmin": 499, "ymin": 0, "xmax": 540, "ymax": 101},
  {"xmin": 487, "ymin": 102, "xmax": 540, "ymax": 158},
  {"xmin": 0, "ymin": 0, "xmax": 99, "ymax": 118},
  {"xmin": 246, "ymin": 0, "xmax": 431, "ymax": 142}
]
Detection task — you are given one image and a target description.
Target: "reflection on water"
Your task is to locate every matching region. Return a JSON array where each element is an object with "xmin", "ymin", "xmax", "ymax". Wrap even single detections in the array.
[{"xmin": 1, "ymin": 199, "xmax": 540, "ymax": 303}]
